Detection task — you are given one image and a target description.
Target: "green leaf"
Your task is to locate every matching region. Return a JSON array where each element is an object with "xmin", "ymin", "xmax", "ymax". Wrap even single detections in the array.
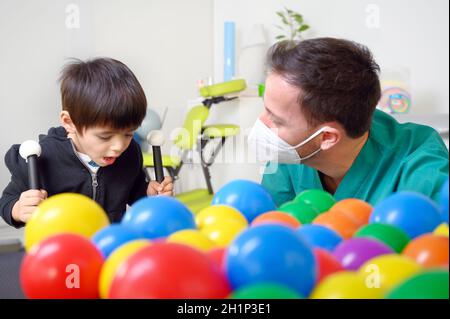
[
  {"xmin": 276, "ymin": 35, "xmax": 286, "ymax": 40},
  {"xmin": 299, "ymin": 24, "xmax": 310, "ymax": 32},
  {"xmin": 276, "ymin": 11, "xmax": 289, "ymax": 25},
  {"xmin": 294, "ymin": 14, "xmax": 303, "ymax": 24}
]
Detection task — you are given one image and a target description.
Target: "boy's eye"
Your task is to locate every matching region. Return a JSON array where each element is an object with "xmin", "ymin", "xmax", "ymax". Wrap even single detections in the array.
[{"xmin": 98, "ymin": 136, "xmax": 112, "ymax": 141}]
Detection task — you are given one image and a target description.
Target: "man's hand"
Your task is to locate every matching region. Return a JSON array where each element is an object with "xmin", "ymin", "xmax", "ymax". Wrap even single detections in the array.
[
  {"xmin": 147, "ymin": 176, "xmax": 174, "ymax": 196},
  {"xmin": 12, "ymin": 189, "xmax": 48, "ymax": 223}
]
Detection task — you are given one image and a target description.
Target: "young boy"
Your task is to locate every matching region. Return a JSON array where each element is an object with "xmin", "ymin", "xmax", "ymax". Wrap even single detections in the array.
[{"xmin": 0, "ymin": 58, "xmax": 173, "ymax": 228}]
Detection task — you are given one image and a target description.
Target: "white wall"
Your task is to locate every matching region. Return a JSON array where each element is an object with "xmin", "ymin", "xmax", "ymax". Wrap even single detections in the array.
[
  {"xmin": 0, "ymin": 0, "xmax": 213, "ymax": 235},
  {"xmin": 213, "ymin": 0, "xmax": 450, "ymax": 114}
]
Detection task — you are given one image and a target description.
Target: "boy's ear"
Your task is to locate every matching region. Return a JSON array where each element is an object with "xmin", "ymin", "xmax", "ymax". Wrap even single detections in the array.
[{"xmin": 60, "ymin": 111, "xmax": 77, "ymax": 134}]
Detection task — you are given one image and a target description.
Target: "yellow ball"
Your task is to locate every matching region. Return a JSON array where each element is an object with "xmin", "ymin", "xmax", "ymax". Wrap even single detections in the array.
[
  {"xmin": 311, "ymin": 271, "xmax": 384, "ymax": 299},
  {"xmin": 359, "ymin": 254, "xmax": 422, "ymax": 294},
  {"xmin": 167, "ymin": 229, "xmax": 216, "ymax": 252},
  {"xmin": 99, "ymin": 239, "xmax": 151, "ymax": 299},
  {"xmin": 434, "ymin": 223, "xmax": 449, "ymax": 237},
  {"xmin": 196, "ymin": 205, "xmax": 248, "ymax": 229},
  {"xmin": 24, "ymin": 193, "xmax": 110, "ymax": 251},
  {"xmin": 200, "ymin": 219, "xmax": 247, "ymax": 248}
]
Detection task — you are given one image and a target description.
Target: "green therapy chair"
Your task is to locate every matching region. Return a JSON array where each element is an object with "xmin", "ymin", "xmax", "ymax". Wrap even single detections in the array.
[{"xmin": 143, "ymin": 79, "xmax": 247, "ymax": 213}]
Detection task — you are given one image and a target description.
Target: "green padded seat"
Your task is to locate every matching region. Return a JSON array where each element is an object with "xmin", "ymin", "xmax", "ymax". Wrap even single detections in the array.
[
  {"xmin": 199, "ymin": 79, "xmax": 247, "ymax": 98},
  {"xmin": 142, "ymin": 152, "xmax": 181, "ymax": 168}
]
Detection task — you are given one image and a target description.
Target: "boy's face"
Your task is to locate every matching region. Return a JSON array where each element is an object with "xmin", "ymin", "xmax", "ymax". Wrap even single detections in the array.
[
  {"xmin": 72, "ymin": 126, "xmax": 135, "ymax": 166},
  {"xmin": 61, "ymin": 111, "xmax": 135, "ymax": 167}
]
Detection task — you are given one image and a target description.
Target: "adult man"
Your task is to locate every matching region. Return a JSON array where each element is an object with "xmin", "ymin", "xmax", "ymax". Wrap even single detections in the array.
[{"xmin": 248, "ymin": 38, "xmax": 449, "ymax": 207}]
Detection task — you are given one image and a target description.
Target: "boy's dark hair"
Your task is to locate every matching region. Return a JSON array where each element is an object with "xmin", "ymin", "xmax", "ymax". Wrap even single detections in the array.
[
  {"xmin": 267, "ymin": 38, "xmax": 381, "ymax": 138},
  {"xmin": 59, "ymin": 58, "xmax": 147, "ymax": 132}
]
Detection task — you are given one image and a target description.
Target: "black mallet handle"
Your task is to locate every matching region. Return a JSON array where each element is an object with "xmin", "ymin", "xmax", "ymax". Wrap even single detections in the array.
[
  {"xmin": 27, "ymin": 155, "xmax": 39, "ymax": 190},
  {"xmin": 152, "ymin": 145, "xmax": 164, "ymax": 183}
]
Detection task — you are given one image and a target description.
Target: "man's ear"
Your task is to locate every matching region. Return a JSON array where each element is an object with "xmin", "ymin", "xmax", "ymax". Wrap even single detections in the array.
[
  {"xmin": 320, "ymin": 126, "xmax": 341, "ymax": 151},
  {"xmin": 60, "ymin": 111, "xmax": 77, "ymax": 134}
]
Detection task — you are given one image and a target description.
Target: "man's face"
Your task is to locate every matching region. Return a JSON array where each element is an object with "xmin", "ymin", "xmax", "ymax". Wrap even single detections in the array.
[
  {"xmin": 260, "ymin": 72, "xmax": 321, "ymax": 157},
  {"xmin": 72, "ymin": 126, "xmax": 135, "ymax": 167}
]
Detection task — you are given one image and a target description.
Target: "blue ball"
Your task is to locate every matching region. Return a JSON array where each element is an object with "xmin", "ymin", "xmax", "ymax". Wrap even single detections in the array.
[
  {"xmin": 296, "ymin": 224, "xmax": 343, "ymax": 252},
  {"xmin": 92, "ymin": 224, "xmax": 141, "ymax": 258},
  {"xmin": 225, "ymin": 224, "xmax": 316, "ymax": 297},
  {"xmin": 121, "ymin": 196, "xmax": 195, "ymax": 239},
  {"xmin": 212, "ymin": 179, "xmax": 276, "ymax": 222},
  {"xmin": 369, "ymin": 191, "xmax": 442, "ymax": 239},
  {"xmin": 439, "ymin": 178, "xmax": 449, "ymax": 224}
]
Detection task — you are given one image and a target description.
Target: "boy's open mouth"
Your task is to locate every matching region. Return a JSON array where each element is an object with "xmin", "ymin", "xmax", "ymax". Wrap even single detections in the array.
[{"xmin": 103, "ymin": 157, "xmax": 116, "ymax": 165}]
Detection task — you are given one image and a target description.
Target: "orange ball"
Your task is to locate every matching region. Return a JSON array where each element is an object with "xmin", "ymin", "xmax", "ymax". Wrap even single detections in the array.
[
  {"xmin": 330, "ymin": 198, "xmax": 373, "ymax": 227},
  {"xmin": 251, "ymin": 211, "xmax": 301, "ymax": 229},
  {"xmin": 402, "ymin": 234, "xmax": 449, "ymax": 268},
  {"xmin": 313, "ymin": 210, "xmax": 360, "ymax": 239}
]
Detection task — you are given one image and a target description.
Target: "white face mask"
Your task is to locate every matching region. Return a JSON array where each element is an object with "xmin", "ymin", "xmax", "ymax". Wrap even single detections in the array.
[{"xmin": 248, "ymin": 118, "xmax": 325, "ymax": 164}]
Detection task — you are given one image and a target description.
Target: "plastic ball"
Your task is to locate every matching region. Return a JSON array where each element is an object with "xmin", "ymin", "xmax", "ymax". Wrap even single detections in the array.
[
  {"xmin": 294, "ymin": 189, "xmax": 336, "ymax": 213},
  {"xmin": 121, "ymin": 196, "xmax": 195, "ymax": 239},
  {"xmin": 109, "ymin": 243, "xmax": 231, "ymax": 298},
  {"xmin": 387, "ymin": 270, "xmax": 449, "ymax": 299},
  {"xmin": 99, "ymin": 239, "xmax": 151, "ymax": 299},
  {"xmin": 24, "ymin": 193, "xmax": 109, "ymax": 251},
  {"xmin": 296, "ymin": 224, "xmax": 343, "ymax": 252},
  {"xmin": 359, "ymin": 254, "xmax": 422, "ymax": 294},
  {"xmin": 402, "ymin": 234, "xmax": 449, "ymax": 268},
  {"xmin": 251, "ymin": 211, "xmax": 301, "ymax": 228},
  {"xmin": 313, "ymin": 210, "xmax": 360, "ymax": 239},
  {"xmin": 20, "ymin": 234, "xmax": 104, "ymax": 299},
  {"xmin": 329, "ymin": 198, "xmax": 373, "ymax": 227},
  {"xmin": 92, "ymin": 224, "xmax": 142, "ymax": 258},
  {"xmin": 434, "ymin": 223, "xmax": 449, "ymax": 237},
  {"xmin": 195, "ymin": 205, "xmax": 248, "ymax": 229},
  {"xmin": 230, "ymin": 282, "xmax": 302, "ymax": 299},
  {"xmin": 369, "ymin": 191, "xmax": 442, "ymax": 239},
  {"xmin": 167, "ymin": 229, "xmax": 216, "ymax": 252},
  {"xmin": 225, "ymin": 224, "xmax": 316, "ymax": 297},
  {"xmin": 211, "ymin": 180, "xmax": 276, "ymax": 222},
  {"xmin": 314, "ymin": 248, "xmax": 344, "ymax": 283},
  {"xmin": 201, "ymin": 219, "xmax": 247, "ymax": 248},
  {"xmin": 279, "ymin": 201, "xmax": 319, "ymax": 224},
  {"xmin": 333, "ymin": 237, "xmax": 394, "ymax": 271},
  {"xmin": 207, "ymin": 247, "xmax": 226, "ymax": 270},
  {"xmin": 310, "ymin": 271, "xmax": 383, "ymax": 299},
  {"xmin": 354, "ymin": 223, "xmax": 410, "ymax": 253}
]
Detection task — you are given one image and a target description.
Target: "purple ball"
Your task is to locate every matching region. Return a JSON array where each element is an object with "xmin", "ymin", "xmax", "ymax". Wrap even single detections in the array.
[{"xmin": 332, "ymin": 237, "xmax": 394, "ymax": 270}]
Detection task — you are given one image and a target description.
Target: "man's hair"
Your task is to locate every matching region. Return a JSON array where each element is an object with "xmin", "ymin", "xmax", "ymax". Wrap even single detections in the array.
[
  {"xmin": 267, "ymin": 38, "xmax": 381, "ymax": 138},
  {"xmin": 59, "ymin": 58, "xmax": 147, "ymax": 132}
]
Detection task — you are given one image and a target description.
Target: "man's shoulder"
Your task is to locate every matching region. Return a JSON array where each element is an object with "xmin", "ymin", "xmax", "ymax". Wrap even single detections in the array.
[{"xmin": 371, "ymin": 109, "xmax": 448, "ymax": 156}]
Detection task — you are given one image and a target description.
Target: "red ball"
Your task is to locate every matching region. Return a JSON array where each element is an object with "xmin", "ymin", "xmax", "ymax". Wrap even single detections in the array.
[
  {"xmin": 314, "ymin": 248, "xmax": 344, "ymax": 283},
  {"xmin": 207, "ymin": 247, "xmax": 226, "ymax": 270},
  {"xmin": 20, "ymin": 233, "xmax": 104, "ymax": 299},
  {"xmin": 109, "ymin": 242, "xmax": 231, "ymax": 298}
]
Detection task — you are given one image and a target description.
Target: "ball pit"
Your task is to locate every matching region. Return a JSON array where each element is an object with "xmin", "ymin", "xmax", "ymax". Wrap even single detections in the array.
[{"xmin": 19, "ymin": 178, "xmax": 449, "ymax": 299}]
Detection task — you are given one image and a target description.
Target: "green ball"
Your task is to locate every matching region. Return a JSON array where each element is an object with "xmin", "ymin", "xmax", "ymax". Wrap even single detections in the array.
[
  {"xmin": 294, "ymin": 189, "xmax": 336, "ymax": 213},
  {"xmin": 354, "ymin": 223, "xmax": 410, "ymax": 253},
  {"xmin": 279, "ymin": 201, "xmax": 319, "ymax": 224},
  {"xmin": 230, "ymin": 283, "xmax": 303, "ymax": 299},
  {"xmin": 387, "ymin": 270, "xmax": 449, "ymax": 299}
]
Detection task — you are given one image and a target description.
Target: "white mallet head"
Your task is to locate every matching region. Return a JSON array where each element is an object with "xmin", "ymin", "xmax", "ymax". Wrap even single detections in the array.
[
  {"xmin": 147, "ymin": 130, "xmax": 165, "ymax": 147},
  {"xmin": 19, "ymin": 140, "xmax": 42, "ymax": 161}
]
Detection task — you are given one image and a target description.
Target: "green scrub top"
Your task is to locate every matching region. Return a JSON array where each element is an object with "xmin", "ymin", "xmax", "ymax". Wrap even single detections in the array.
[{"xmin": 261, "ymin": 109, "xmax": 449, "ymax": 207}]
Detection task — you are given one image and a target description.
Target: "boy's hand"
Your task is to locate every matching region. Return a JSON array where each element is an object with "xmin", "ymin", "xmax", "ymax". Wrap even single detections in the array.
[
  {"xmin": 12, "ymin": 189, "xmax": 48, "ymax": 223},
  {"xmin": 147, "ymin": 176, "xmax": 174, "ymax": 196}
]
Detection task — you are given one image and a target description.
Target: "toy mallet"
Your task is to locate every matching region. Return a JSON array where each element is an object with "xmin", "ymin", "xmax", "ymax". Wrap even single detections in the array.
[
  {"xmin": 19, "ymin": 140, "xmax": 41, "ymax": 190},
  {"xmin": 147, "ymin": 130, "xmax": 165, "ymax": 183}
]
